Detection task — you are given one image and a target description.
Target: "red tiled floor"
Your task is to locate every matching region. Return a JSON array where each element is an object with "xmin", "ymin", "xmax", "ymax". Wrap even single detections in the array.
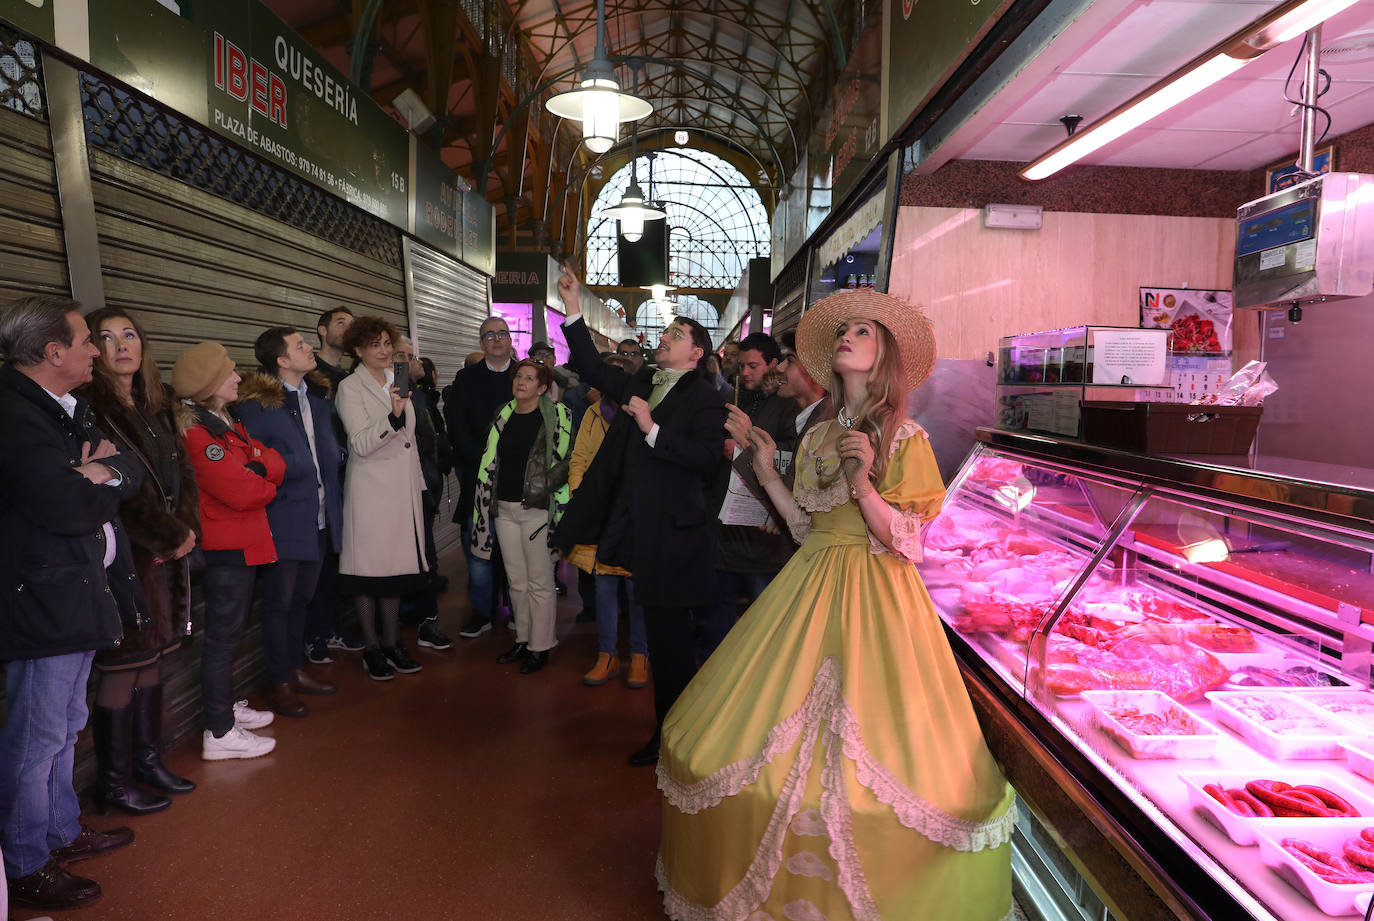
[{"xmin": 11, "ymin": 556, "xmax": 668, "ymax": 921}]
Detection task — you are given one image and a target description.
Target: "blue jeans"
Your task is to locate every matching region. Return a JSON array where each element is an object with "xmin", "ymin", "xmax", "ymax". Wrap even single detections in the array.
[
  {"xmin": 462, "ymin": 520, "xmax": 494, "ymax": 620},
  {"xmin": 595, "ymin": 573, "xmax": 647, "ymax": 656},
  {"xmin": 0, "ymin": 650, "xmax": 95, "ymax": 877},
  {"xmin": 701, "ymin": 569, "xmax": 776, "ymax": 662}
]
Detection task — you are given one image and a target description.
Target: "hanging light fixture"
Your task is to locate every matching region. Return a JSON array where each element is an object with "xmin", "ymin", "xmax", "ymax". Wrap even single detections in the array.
[
  {"xmin": 545, "ymin": 0, "xmax": 652, "ymax": 153},
  {"xmin": 600, "ymin": 72, "xmax": 665, "ymax": 241}
]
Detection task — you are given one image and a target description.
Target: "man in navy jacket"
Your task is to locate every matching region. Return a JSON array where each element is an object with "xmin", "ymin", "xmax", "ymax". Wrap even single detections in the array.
[
  {"xmin": 235, "ymin": 327, "xmax": 345, "ymax": 717},
  {"xmin": 0, "ymin": 296, "xmax": 145, "ymax": 910}
]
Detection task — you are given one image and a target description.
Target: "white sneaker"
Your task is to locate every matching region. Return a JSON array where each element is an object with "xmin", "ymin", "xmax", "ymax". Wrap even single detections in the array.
[
  {"xmin": 202, "ymin": 726, "xmax": 277, "ymax": 761},
  {"xmin": 232, "ymin": 699, "xmax": 274, "ymax": 730}
]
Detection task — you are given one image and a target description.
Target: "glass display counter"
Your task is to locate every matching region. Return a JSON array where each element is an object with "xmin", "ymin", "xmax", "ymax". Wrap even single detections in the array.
[{"xmin": 923, "ymin": 428, "xmax": 1374, "ymax": 920}]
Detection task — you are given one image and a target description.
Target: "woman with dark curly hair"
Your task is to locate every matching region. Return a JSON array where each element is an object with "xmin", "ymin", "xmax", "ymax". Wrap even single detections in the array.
[
  {"xmin": 334, "ymin": 316, "xmax": 429, "ymax": 681},
  {"xmin": 77, "ymin": 308, "xmax": 200, "ymax": 814}
]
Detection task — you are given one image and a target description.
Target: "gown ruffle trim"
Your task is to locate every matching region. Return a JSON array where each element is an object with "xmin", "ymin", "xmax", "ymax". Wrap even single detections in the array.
[{"xmin": 657, "ymin": 658, "xmax": 1016, "ymax": 921}]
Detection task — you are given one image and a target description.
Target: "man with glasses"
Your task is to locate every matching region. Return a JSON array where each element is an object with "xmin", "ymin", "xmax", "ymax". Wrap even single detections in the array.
[
  {"xmin": 615, "ymin": 339, "xmax": 645, "ymax": 373},
  {"xmin": 555, "ymin": 268, "xmax": 725, "ymax": 767},
  {"xmin": 444, "ymin": 317, "xmax": 515, "ymax": 638}
]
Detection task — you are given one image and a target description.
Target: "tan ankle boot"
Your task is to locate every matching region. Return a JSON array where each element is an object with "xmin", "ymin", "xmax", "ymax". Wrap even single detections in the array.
[
  {"xmin": 626, "ymin": 653, "xmax": 650, "ymax": 689},
  {"xmin": 582, "ymin": 652, "xmax": 620, "ymax": 686}
]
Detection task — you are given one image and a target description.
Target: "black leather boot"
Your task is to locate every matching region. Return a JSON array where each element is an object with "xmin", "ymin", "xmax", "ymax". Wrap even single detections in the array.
[
  {"xmin": 132, "ymin": 685, "xmax": 196, "ymax": 794},
  {"xmin": 93, "ymin": 705, "xmax": 171, "ymax": 815}
]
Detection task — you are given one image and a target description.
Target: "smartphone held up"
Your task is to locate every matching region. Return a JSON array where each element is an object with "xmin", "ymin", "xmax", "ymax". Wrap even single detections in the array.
[{"xmin": 392, "ymin": 359, "xmax": 411, "ymax": 399}]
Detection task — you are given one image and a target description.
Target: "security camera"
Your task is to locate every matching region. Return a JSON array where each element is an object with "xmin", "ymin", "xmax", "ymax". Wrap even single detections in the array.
[{"xmin": 1288, "ymin": 304, "xmax": 1303, "ymax": 324}]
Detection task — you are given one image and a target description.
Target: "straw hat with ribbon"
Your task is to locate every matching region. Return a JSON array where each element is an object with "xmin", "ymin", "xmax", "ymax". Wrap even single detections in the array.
[{"xmin": 796, "ymin": 290, "xmax": 937, "ymax": 392}]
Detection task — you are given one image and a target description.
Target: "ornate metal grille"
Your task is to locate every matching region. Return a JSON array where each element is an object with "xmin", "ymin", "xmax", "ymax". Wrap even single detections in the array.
[
  {"xmin": 0, "ymin": 26, "xmax": 45, "ymax": 120},
  {"xmin": 80, "ymin": 71, "xmax": 401, "ymax": 267}
]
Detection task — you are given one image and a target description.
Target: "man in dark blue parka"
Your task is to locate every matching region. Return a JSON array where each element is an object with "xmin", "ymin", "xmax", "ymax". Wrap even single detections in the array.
[{"xmin": 234, "ymin": 326, "xmax": 345, "ymax": 718}]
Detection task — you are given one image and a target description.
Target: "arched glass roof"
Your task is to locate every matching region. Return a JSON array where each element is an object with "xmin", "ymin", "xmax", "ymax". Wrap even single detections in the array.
[
  {"xmin": 587, "ymin": 147, "xmax": 770, "ymax": 290},
  {"xmin": 633, "ymin": 294, "xmax": 722, "ymax": 343}
]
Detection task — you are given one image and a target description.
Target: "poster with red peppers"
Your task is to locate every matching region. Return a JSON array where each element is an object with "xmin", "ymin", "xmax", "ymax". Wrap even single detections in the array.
[{"xmin": 1140, "ymin": 287, "xmax": 1233, "ymax": 354}]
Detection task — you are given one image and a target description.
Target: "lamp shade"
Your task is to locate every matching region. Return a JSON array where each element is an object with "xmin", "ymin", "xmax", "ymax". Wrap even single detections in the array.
[
  {"xmin": 602, "ymin": 182, "xmax": 666, "ymax": 243},
  {"xmin": 546, "ymin": 75, "xmax": 652, "ymax": 153}
]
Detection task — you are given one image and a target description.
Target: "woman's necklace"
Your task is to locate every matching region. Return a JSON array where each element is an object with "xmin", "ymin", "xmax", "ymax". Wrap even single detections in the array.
[{"xmin": 837, "ymin": 405, "xmax": 856, "ymax": 429}]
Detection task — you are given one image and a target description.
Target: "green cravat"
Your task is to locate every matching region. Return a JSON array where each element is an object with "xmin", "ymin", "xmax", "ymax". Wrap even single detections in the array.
[{"xmin": 649, "ymin": 368, "xmax": 688, "ymax": 409}]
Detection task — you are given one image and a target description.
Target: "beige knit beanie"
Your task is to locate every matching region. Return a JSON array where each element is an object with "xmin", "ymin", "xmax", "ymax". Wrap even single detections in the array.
[{"xmin": 172, "ymin": 341, "xmax": 235, "ymax": 402}]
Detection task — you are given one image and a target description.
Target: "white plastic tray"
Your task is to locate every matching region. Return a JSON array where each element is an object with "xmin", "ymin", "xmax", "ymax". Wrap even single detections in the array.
[
  {"xmin": 1293, "ymin": 691, "xmax": 1374, "ymax": 736},
  {"xmin": 1205, "ymin": 691, "xmax": 1355, "ymax": 759},
  {"xmin": 1081, "ymin": 690, "xmax": 1220, "ymax": 759},
  {"xmin": 1254, "ymin": 817, "xmax": 1374, "ymax": 915},
  {"xmin": 1344, "ymin": 740, "xmax": 1374, "ymax": 784},
  {"xmin": 1181, "ymin": 770, "xmax": 1374, "ymax": 846}
]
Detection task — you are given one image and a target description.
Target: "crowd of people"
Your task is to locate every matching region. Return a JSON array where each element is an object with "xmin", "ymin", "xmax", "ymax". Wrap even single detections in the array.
[{"xmin": 0, "ymin": 273, "xmax": 1014, "ymax": 920}]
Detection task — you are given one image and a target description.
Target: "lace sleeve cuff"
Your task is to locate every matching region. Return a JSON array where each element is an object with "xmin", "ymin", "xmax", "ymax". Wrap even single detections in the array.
[
  {"xmin": 783, "ymin": 503, "xmax": 812, "ymax": 545},
  {"xmin": 870, "ymin": 505, "xmax": 924, "ymax": 563}
]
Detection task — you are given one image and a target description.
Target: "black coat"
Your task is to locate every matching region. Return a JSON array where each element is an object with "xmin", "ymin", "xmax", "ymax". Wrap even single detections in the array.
[
  {"xmin": 0, "ymin": 364, "xmax": 147, "ymax": 661},
  {"xmin": 79, "ymin": 381, "xmax": 200, "ymax": 667},
  {"xmin": 553, "ymin": 318, "xmax": 725, "ymax": 609}
]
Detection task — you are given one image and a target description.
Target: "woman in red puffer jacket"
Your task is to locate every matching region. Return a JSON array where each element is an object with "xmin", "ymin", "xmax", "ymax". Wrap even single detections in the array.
[{"xmin": 173, "ymin": 342, "xmax": 285, "ymax": 763}]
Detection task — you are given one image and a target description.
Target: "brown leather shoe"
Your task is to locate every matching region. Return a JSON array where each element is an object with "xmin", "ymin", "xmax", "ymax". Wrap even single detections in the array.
[
  {"xmin": 8, "ymin": 858, "xmax": 101, "ymax": 909},
  {"xmin": 293, "ymin": 668, "xmax": 337, "ymax": 696},
  {"xmin": 51, "ymin": 823, "xmax": 134, "ymax": 863},
  {"xmin": 270, "ymin": 683, "xmax": 307, "ymax": 717}
]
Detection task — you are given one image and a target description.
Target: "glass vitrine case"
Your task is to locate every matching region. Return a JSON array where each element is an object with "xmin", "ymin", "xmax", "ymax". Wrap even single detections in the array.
[{"xmin": 923, "ymin": 429, "xmax": 1374, "ymax": 921}]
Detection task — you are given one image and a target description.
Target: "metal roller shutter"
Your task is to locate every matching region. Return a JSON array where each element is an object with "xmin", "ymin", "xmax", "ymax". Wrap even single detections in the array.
[
  {"xmin": 0, "ymin": 63, "xmax": 69, "ymax": 300},
  {"xmin": 403, "ymin": 237, "xmax": 490, "ymax": 557},
  {"xmin": 88, "ymin": 147, "xmax": 407, "ymax": 374}
]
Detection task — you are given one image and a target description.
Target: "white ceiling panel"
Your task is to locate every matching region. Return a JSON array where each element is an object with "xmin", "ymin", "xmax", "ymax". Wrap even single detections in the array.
[
  {"xmin": 1067, "ymin": 1, "xmax": 1283, "ymax": 77},
  {"xmin": 1102, "ymin": 127, "xmax": 1266, "ymax": 168},
  {"xmin": 954, "ymin": 0, "xmax": 1374, "ymax": 172}
]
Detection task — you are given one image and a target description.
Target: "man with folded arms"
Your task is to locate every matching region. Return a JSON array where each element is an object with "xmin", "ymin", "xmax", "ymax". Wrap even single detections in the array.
[{"xmin": 0, "ymin": 296, "xmax": 145, "ymax": 910}]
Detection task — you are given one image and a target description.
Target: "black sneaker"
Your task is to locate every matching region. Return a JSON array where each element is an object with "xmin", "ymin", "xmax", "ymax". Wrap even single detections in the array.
[
  {"xmin": 417, "ymin": 619, "xmax": 452, "ymax": 650},
  {"xmin": 362, "ymin": 646, "xmax": 395, "ymax": 681},
  {"xmin": 304, "ymin": 636, "xmax": 334, "ymax": 664},
  {"xmin": 382, "ymin": 644, "xmax": 422, "ymax": 674},
  {"xmin": 458, "ymin": 614, "xmax": 492, "ymax": 638}
]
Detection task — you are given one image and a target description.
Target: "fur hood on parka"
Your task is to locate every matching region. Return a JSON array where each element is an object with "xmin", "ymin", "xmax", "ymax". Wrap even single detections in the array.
[{"xmin": 233, "ymin": 370, "xmax": 333, "ymax": 409}]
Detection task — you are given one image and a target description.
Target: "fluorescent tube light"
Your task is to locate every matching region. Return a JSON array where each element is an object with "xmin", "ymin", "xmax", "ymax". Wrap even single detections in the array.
[{"xmin": 1021, "ymin": 0, "xmax": 1361, "ymax": 180}]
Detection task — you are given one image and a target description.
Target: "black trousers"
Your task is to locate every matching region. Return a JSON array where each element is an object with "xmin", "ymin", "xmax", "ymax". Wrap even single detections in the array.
[{"xmin": 642, "ymin": 604, "xmax": 710, "ymax": 727}]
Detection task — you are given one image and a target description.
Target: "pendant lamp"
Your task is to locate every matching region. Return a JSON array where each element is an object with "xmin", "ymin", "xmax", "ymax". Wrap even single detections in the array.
[
  {"xmin": 545, "ymin": 0, "xmax": 652, "ymax": 153},
  {"xmin": 600, "ymin": 80, "xmax": 665, "ymax": 242}
]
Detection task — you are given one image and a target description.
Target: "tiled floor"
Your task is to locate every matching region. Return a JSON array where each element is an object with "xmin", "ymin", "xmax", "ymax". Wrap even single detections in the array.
[
  {"xmin": 12, "ymin": 555, "xmax": 667, "ymax": 921},
  {"xmin": 9, "ymin": 552, "xmax": 1037, "ymax": 920}
]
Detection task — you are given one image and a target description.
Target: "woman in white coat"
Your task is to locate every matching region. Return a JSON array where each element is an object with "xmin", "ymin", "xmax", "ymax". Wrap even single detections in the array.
[{"xmin": 335, "ymin": 316, "xmax": 429, "ymax": 682}]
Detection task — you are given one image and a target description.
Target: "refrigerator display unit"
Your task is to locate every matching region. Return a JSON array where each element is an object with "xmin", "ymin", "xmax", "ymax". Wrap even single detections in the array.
[{"xmin": 921, "ymin": 428, "xmax": 1374, "ymax": 920}]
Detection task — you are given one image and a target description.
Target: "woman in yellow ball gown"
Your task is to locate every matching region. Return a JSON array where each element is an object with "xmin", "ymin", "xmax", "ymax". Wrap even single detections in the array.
[{"xmin": 656, "ymin": 291, "xmax": 1016, "ymax": 921}]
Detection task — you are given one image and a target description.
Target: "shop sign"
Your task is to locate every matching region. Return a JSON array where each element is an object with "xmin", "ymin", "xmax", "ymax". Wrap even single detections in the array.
[
  {"xmin": 492, "ymin": 252, "xmax": 555, "ymax": 304},
  {"xmin": 0, "ymin": 0, "xmax": 55, "ymax": 44},
  {"xmin": 885, "ymin": 0, "xmax": 1015, "ymax": 141},
  {"xmin": 462, "ymin": 187, "xmax": 495, "ymax": 276},
  {"xmin": 71, "ymin": 0, "xmax": 496, "ymax": 263},
  {"xmin": 808, "ymin": 5, "xmax": 883, "ymax": 225},
  {"xmin": 413, "ymin": 140, "xmax": 465, "ymax": 260}
]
